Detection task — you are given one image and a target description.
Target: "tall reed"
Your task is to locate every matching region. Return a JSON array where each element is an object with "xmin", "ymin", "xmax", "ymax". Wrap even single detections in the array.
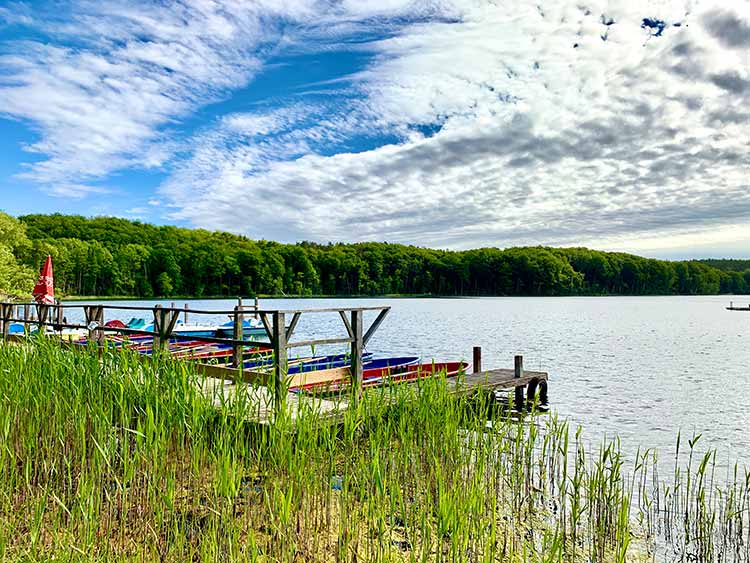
[{"xmin": 0, "ymin": 338, "xmax": 748, "ymax": 561}]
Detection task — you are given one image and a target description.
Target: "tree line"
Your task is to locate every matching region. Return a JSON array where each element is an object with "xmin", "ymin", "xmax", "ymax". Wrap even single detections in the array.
[{"xmin": 1, "ymin": 212, "xmax": 748, "ymax": 299}]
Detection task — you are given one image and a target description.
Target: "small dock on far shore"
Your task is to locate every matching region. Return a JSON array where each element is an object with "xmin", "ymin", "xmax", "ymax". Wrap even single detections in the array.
[{"xmin": 727, "ymin": 301, "xmax": 750, "ymax": 311}]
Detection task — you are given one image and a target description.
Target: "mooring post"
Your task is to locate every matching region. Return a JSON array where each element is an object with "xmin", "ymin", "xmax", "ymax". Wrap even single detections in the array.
[
  {"xmin": 36, "ymin": 304, "xmax": 49, "ymax": 335},
  {"xmin": 84, "ymin": 306, "xmax": 104, "ymax": 345},
  {"xmin": 350, "ymin": 309, "xmax": 364, "ymax": 400},
  {"xmin": 473, "ymin": 346, "xmax": 482, "ymax": 373},
  {"xmin": 152, "ymin": 305, "xmax": 163, "ymax": 350},
  {"xmin": 514, "ymin": 355, "xmax": 524, "ymax": 411},
  {"xmin": 55, "ymin": 300, "xmax": 63, "ymax": 333},
  {"xmin": 272, "ymin": 311, "xmax": 287, "ymax": 414},
  {"xmin": 254, "ymin": 296, "xmax": 259, "ymax": 319},
  {"xmin": 184, "ymin": 303, "xmax": 189, "ymax": 324},
  {"xmin": 231, "ymin": 305, "xmax": 243, "ymax": 368},
  {"xmin": 94, "ymin": 306, "xmax": 105, "ymax": 345},
  {"xmin": 0, "ymin": 303, "xmax": 11, "ymax": 340},
  {"xmin": 23, "ymin": 304, "xmax": 29, "ymax": 323}
]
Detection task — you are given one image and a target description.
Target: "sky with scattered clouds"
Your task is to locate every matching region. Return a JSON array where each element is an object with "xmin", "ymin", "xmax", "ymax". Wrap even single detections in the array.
[{"xmin": 0, "ymin": 0, "xmax": 749, "ymax": 258}]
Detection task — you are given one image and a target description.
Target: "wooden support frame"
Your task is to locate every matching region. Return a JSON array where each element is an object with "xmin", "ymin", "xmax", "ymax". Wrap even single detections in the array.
[
  {"xmin": 350, "ymin": 310, "xmax": 364, "ymax": 400},
  {"xmin": 0, "ymin": 300, "xmax": 394, "ymax": 418},
  {"xmin": 231, "ymin": 305, "xmax": 243, "ymax": 368},
  {"xmin": 36, "ymin": 304, "xmax": 50, "ymax": 333},
  {"xmin": 0, "ymin": 303, "xmax": 13, "ymax": 340},
  {"xmin": 152, "ymin": 305, "xmax": 181, "ymax": 350},
  {"xmin": 83, "ymin": 305, "xmax": 105, "ymax": 344},
  {"xmin": 363, "ymin": 308, "xmax": 389, "ymax": 347},
  {"xmin": 272, "ymin": 311, "xmax": 287, "ymax": 413},
  {"xmin": 514, "ymin": 355, "xmax": 525, "ymax": 411}
]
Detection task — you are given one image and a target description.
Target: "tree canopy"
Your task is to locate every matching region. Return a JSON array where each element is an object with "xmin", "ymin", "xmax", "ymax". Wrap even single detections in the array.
[
  {"xmin": 0, "ymin": 213, "xmax": 35, "ymax": 299},
  {"xmin": 1, "ymin": 212, "xmax": 748, "ymax": 298}
]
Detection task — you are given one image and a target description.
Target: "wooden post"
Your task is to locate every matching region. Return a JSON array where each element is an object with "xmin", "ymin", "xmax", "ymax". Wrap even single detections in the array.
[
  {"xmin": 184, "ymin": 303, "xmax": 189, "ymax": 324},
  {"xmin": 84, "ymin": 305, "xmax": 104, "ymax": 345},
  {"xmin": 152, "ymin": 305, "xmax": 180, "ymax": 351},
  {"xmin": 55, "ymin": 300, "xmax": 63, "ymax": 333},
  {"xmin": 36, "ymin": 304, "xmax": 50, "ymax": 334},
  {"xmin": 153, "ymin": 305, "xmax": 163, "ymax": 350},
  {"xmin": 0, "ymin": 303, "xmax": 12, "ymax": 340},
  {"xmin": 350, "ymin": 309, "xmax": 364, "ymax": 400},
  {"xmin": 254, "ymin": 296, "xmax": 259, "ymax": 319},
  {"xmin": 473, "ymin": 346, "xmax": 482, "ymax": 373},
  {"xmin": 272, "ymin": 311, "xmax": 287, "ymax": 414},
  {"xmin": 231, "ymin": 305, "xmax": 243, "ymax": 368},
  {"xmin": 514, "ymin": 355, "xmax": 524, "ymax": 411},
  {"xmin": 23, "ymin": 304, "xmax": 29, "ymax": 323}
]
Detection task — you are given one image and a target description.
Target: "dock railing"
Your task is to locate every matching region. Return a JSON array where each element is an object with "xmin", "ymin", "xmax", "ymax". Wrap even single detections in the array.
[{"xmin": 0, "ymin": 300, "xmax": 391, "ymax": 412}]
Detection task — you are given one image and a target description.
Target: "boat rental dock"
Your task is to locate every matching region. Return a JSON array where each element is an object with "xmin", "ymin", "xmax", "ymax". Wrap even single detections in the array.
[{"xmin": 0, "ymin": 300, "xmax": 549, "ymax": 424}]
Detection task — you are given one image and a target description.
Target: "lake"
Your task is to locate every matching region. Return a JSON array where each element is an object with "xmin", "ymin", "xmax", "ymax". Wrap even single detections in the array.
[{"xmin": 64, "ymin": 295, "xmax": 750, "ymax": 465}]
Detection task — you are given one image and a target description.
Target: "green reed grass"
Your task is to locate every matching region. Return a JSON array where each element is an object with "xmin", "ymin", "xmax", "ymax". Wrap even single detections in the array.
[{"xmin": 0, "ymin": 337, "xmax": 749, "ymax": 561}]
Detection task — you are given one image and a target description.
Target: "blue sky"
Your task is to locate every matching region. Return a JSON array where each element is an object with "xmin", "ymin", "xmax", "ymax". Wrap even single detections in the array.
[{"xmin": 1, "ymin": 0, "xmax": 749, "ymax": 258}]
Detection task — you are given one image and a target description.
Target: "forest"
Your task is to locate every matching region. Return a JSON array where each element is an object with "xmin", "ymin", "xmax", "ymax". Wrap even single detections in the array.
[{"xmin": 1, "ymin": 212, "xmax": 748, "ymax": 299}]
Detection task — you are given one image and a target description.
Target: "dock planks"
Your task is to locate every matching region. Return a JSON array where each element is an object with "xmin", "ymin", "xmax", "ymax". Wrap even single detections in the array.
[{"xmin": 195, "ymin": 364, "xmax": 549, "ymax": 425}]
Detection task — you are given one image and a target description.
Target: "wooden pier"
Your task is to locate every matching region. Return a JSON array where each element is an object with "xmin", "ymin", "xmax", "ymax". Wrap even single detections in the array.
[
  {"xmin": 0, "ymin": 300, "xmax": 549, "ymax": 424},
  {"xmin": 727, "ymin": 301, "xmax": 750, "ymax": 311}
]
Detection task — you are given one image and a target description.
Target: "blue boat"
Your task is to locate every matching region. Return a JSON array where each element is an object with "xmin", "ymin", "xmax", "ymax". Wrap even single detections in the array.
[
  {"xmin": 216, "ymin": 318, "xmax": 268, "ymax": 339},
  {"xmin": 243, "ymin": 352, "xmax": 374, "ymax": 372},
  {"xmin": 362, "ymin": 356, "xmax": 419, "ymax": 372}
]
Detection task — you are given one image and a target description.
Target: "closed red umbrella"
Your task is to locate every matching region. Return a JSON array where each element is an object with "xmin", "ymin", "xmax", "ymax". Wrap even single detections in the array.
[{"xmin": 32, "ymin": 255, "xmax": 55, "ymax": 305}]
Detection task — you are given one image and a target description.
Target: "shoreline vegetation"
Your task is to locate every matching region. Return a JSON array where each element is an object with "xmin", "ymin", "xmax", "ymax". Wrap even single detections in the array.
[
  {"xmin": 1, "ymin": 338, "xmax": 748, "ymax": 561},
  {"xmin": 1, "ymin": 212, "xmax": 749, "ymax": 300}
]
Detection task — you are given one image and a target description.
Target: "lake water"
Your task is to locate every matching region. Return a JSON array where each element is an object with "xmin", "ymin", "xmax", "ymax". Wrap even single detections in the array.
[{"xmin": 64, "ymin": 295, "xmax": 750, "ymax": 465}]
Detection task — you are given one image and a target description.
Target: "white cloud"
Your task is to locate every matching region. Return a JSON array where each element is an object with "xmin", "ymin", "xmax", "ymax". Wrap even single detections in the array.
[
  {"xmin": 0, "ymin": 0, "xmax": 327, "ymax": 194},
  {"xmin": 161, "ymin": 0, "xmax": 750, "ymax": 252}
]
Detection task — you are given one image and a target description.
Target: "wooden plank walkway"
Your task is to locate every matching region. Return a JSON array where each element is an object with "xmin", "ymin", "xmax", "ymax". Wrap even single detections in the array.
[
  {"xmin": 446, "ymin": 368, "xmax": 548, "ymax": 393},
  {"xmin": 195, "ymin": 365, "xmax": 549, "ymax": 425},
  {"xmin": 200, "ymin": 377, "xmax": 346, "ymax": 425}
]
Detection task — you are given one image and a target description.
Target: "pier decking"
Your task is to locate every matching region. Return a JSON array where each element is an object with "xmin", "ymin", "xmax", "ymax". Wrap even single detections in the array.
[
  {"xmin": 1, "ymin": 300, "xmax": 550, "ymax": 424},
  {"xmin": 195, "ymin": 362, "xmax": 549, "ymax": 425}
]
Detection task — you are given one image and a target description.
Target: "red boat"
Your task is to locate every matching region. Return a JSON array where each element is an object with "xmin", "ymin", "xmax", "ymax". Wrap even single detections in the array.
[{"xmin": 295, "ymin": 361, "xmax": 469, "ymax": 395}]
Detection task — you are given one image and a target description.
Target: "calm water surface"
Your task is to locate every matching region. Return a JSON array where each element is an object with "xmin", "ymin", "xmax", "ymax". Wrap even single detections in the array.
[{"xmin": 66, "ymin": 295, "xmax": 750, "ymax": 464}]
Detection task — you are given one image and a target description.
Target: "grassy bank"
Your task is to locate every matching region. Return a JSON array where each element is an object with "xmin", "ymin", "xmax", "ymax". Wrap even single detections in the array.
[{"xmin": 0, "ymin": 339, "xmax": 748, "ymax": 561}]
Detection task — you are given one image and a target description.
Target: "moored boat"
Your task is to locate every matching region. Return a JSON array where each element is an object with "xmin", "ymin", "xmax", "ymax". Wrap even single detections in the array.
[{"xmin": 295, "ymin": 361, "xmax": 468, "ymax": 395}]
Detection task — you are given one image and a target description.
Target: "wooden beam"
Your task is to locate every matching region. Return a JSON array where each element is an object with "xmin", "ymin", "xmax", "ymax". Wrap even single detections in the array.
[
  {"xmin": 514, "ymin": 355, "xmax": 524, "ymax": 411},
  {"xmin": 363, "ymin": 307, "xmax": 390, "ymax": 346},
  {"xmin": 285, "ymin": 312, "xmax": 301, "ymax": 342},
  {"xmin": 259, "ymin": 312, "xmax": 273, "ymax": 344},
  {"xmin": 232, "ymin": 305, "xmax": 243, "ymax": 368},
  {"xmin": 272, "ymin": 311, "xmax": 287, "ymax": 414},
  {"xmin": 0, "ymin": 303, "xmax": 13, "ymax": 339},
  {"xmin": 350, "ymin": 309, "xmax": 364, "ymax": 400},
  {"xmin": 339, "ymin": 311, "xmax": 353, "ymax": 338}
]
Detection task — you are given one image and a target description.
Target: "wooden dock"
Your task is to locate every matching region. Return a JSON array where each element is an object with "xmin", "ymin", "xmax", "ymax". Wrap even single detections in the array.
[
  {"xmin": 1, "ymin": 300, "xmax": 550, "ymax": 425},
  {"xmin": 194, "ymin": 360, "xmax": 549, "ymax": 425}
]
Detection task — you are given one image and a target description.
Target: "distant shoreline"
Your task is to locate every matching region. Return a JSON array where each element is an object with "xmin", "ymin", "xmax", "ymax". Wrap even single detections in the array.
[{"xmin": 58, "ymin": 293, "xmax": 750, "ymax": 302}]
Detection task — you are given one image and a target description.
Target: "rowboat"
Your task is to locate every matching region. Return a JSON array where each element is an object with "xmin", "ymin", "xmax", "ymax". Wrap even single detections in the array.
[
  {"xmin": 243, "ymin": 352, "xmax": 375, "ymax": 372},
  {"xmin": 294, "ymin": 361, "xmax": 469, "ymax": 395}
]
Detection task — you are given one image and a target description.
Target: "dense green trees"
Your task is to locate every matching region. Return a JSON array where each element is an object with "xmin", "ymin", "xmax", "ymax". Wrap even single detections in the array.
[
  {"xmin": 3, "ymin": 212, "xmax": 749, "ymax": 298},
  {"xmin": 0, "ymin": 214, "xmax": 35, "ymax": 298}
]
